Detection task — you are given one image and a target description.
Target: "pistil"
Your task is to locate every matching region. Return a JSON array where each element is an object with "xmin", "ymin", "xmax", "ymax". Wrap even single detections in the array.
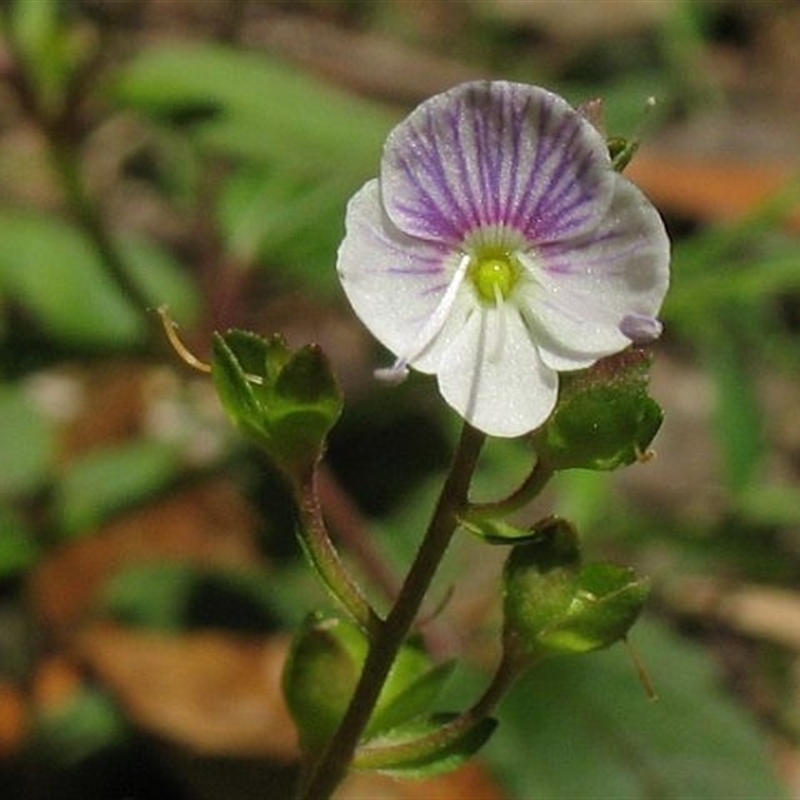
[{"xmin": 469, "ymin": 249, "xmax": 520, "ymax": 304}]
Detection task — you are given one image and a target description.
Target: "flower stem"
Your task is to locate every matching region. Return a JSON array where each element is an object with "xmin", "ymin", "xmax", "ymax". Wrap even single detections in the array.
[
  {"xmin": 353, "ymin": 647, "xmax": 525, "ymax": 772},
  {"xmin": 296, "ymin": 422, "xmax": 486, "ymax": 800},
  {"xmin": 297, "ymin": 474, "xmax": 382, "ymax": 638},
  {"xmin": 467, "ymin": 456, "xmax": 554, "ymax": 520}
]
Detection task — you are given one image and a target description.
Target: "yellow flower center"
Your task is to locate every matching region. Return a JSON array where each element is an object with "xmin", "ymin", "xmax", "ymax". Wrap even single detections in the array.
[{"xmin": 469, "ymin": 249, "xmax": 520, "ymax": 303}]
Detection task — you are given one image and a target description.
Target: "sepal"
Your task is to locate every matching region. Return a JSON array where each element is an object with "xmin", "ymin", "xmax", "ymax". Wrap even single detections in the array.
[
  {"xmin": 459, "ymin": 515, "xmax": 545, "ymax": 545},
  {"xmin": 533, "ymin": 348, "xmax": 663, "ymax": 472},
  {"xmin": 502, "ymin": 518, "xmax": 649, "ymax": 663},
  {"xmin": 211, "ymin": 330, "xmax": 342, "ymax": 482}
]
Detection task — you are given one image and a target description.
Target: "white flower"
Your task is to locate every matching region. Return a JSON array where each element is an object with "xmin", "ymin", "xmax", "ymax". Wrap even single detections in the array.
[{"xmin": 337, "ymin": 81, "xmax": 670, "ymax": 437}]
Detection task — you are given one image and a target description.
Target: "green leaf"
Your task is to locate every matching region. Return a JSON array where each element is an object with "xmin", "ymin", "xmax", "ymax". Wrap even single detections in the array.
[
  {"xmin": 707, "ymin": 323, "xmax": 763, "ymax": 493},
  {"xmin": 112, "ymin": 43, "xmax": 392, "ymax": 177},
  {"xmin": 7, "ymin": 0, "xmax": 72, "ymax": 116},
  {"xmin": 501, "ymin": 519, "xmax": 582, "ymax": 660},
  {"xmin": 54, "ymin": 439, "xmax": 181, "ymax": 537},
  {"xmin": 0, "ymin": 210, "xmax": 143, "ymax": 346},
  {"xmin": 535, "ymin": 349, "xmax": 663, "ymax": 472},
  {"xmin": 355, "ymin": 713, "xmax": 497, "ymax": 779},
  {"xmin": 282, "ymin": 613, "xmax": 368, "ymax": 754},
  {"xmin": 283, "ymin": 615, "xmax": 448, "ymax": 755},
  {"xmin": 485, "ymin": 617, "xmax": 787, "ymax": 799},
  {"xmin": 502, "ymin": 520, "xmax": 648, "ymax": 660},
  {"xmin": 117, "ymin": 236, "xmax": 201, "ymax": 328},
  {"xmin": 0, "ymin": 383, "xmax": 56, "ymax": 496},
  {"xmin": 218, "ymin": 166, "xmax": 355, "ymax": 283}
]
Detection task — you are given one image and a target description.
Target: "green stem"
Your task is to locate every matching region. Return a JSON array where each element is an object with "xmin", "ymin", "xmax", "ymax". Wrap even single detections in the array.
[
  {"xmin": 296, "ymin": 422, "xmax": 486, "ymax": 800},
  {"xmin": 467, "ymin": 457, "xmax": 554, "ymax": 520},
  {"xmin": 353, "ymin": 647, "xmax": 525, "ymax": 772},
  {"xmin": 297, "ymin": 474, "xmax": 382, "ymax": 638}
]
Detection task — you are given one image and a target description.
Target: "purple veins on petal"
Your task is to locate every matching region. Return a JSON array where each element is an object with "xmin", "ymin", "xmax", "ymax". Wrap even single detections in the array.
[
  {"xmin": 337, "ymin": 80, "xmax": 670, "ymax": 437},
  {"xmin": 422, "ymin": 281, "xmax": 451, "ymax": 297},
  {"xmin": 388, "ymin": 265, "xmax": 442, "ymax": 276},
  {"xmin": 394, "ymin": 153, "xmax": 465, "ymax": 242}
]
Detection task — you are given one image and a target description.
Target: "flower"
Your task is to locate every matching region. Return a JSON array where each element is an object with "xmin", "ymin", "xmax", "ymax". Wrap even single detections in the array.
[{"xmin": 337, "ymin": 81, "xmax": 670, "ymax": 437}]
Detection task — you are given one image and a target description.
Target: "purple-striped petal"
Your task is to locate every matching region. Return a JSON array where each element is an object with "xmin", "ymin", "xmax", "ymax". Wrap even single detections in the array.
[
  {"xmin": 380, "ymin": 81, "xmax": 615, "ymax": 246},
  {"xmin": 337, "ymin": 180, "xmax": 472, "ymax": 374},
  {"xmin": 337, "ymin": 80, "xmax": 670, "ymax": 437},
  {"xmin": 519, "ymin": 176, "xmax": 670, "ymax": 370}
]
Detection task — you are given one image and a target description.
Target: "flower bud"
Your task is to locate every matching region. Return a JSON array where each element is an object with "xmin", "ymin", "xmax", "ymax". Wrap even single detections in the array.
[
  {"xmin": 211, "ymin": 330, "xmax": 342, "ymax": 482},
  {"xmin": 282, "ymin": 614, "xmax": 365, "ymax": 754},
  {"xmin": 502, "ymin": 518, "xmax": 649, "ymax": 664}
]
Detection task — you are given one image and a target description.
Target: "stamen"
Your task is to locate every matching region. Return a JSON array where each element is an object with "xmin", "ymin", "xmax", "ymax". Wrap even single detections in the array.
[
  {"xmin": 620, "ymin": 313, "xmax": 663, "ymax": 343},
  {"xmin": 375, "ymin": 362, "xmax": 410, "ymax": 384},
  {"xmin": 375, "ymin": 253, "xmax": 471, "ymax": 382}
]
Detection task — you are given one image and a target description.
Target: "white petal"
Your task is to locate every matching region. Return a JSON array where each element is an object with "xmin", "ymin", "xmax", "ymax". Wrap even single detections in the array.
[
  {"xmin": 437, "ymin": 304, "xmax": 558, "ymax": 437},
  {"xmin": 337, "ymin": 180, "xmax": 469, "ymax": 373},
  {"xmin": 380, "ymin": 81, "xmax": 615, "ymax": 245},
  {"xmin": 520, "ymin": 175, "xmax": 670, "ymax": 370}
]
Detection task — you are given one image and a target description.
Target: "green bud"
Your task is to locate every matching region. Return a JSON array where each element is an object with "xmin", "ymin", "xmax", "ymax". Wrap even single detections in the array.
[
  {"xmin": 608, "ymin": 135, "xmax": 640, "ymax": 172},
  {"xmin": 502, "ymin": 519, "xmax": 648, "ymax": 663},
  {"xmin": 282, "ymin": 613, "xmax": 364, "ymax": 755},
  {"xmin": 533, "ymin": 349, "xmax": 663, "ymax": 472},
  {"xmin": 502, "ymin": 518, "xmax": 581, "ymax": 661},
  {"xmin": 211, "ymin": 330, "xmax": 342, "ymax": 482},
  {"xmin": 282, "ymin": 615, "xmax": 451, "ymax": 756}
]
